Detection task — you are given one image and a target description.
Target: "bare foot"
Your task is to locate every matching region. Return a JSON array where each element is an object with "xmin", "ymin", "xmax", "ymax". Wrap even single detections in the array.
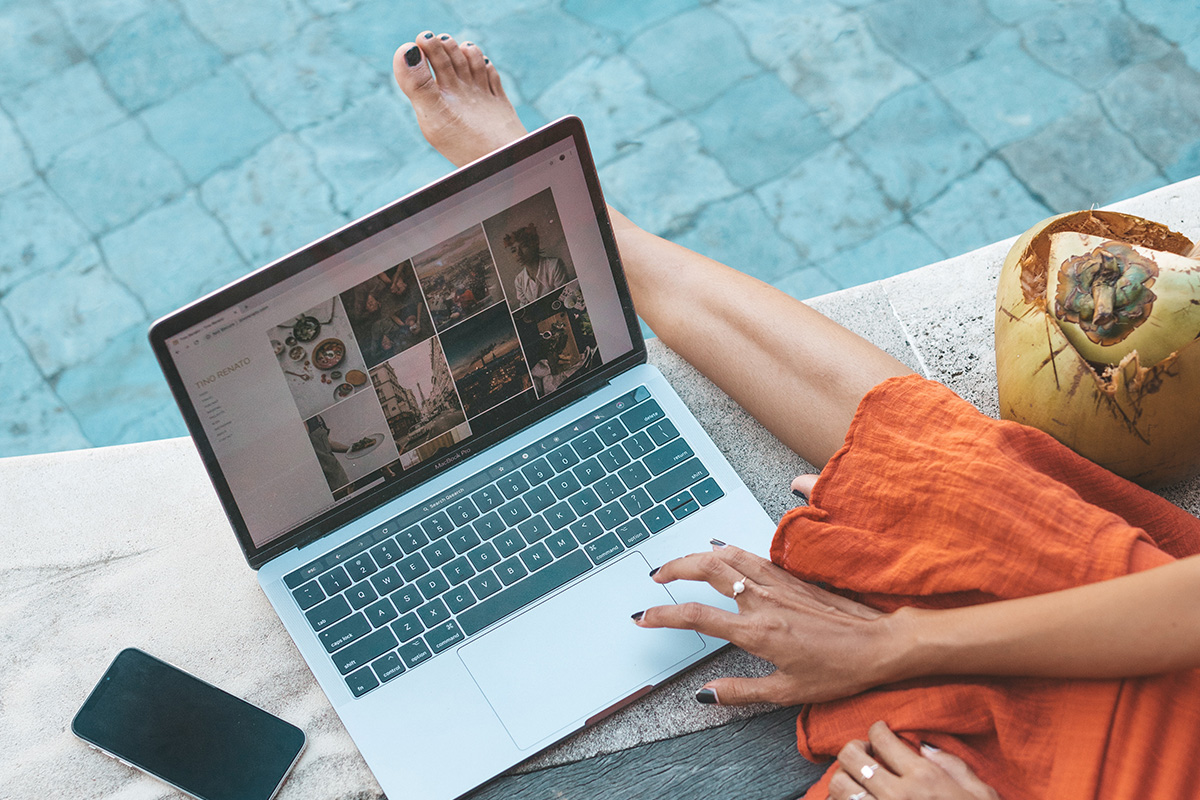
[{"xmin": 393, "ymin": 32, "xmax": 529, "ymax": 168}]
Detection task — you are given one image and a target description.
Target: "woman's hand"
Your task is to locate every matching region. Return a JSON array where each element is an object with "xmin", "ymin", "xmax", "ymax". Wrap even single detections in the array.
[
  {"xmin": 635, "ymin": 544, "xmax": 910, "ymax": 704},
  {"xmin": 829, "ymin": 722, "xmax": 999, "ymax": 800}
]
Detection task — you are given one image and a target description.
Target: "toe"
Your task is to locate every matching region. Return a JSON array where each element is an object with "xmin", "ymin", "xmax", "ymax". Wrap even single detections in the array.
[
  {"xmin": 417, "ymin": 31, "xmax": 457, "ymax": 84},
  {"xmin": 437, "ymin": 33, "xmax": 472, "ymax": 80},
  {"xmin": 393, "ymin": 42, "xmax": 437, "ymax": 99},
  {"xmin": 460, "ymin": 41, "xmax": 487, "ymax": 82},
  {"xmin": 483, "ymin": 57, "xmax": 506, "ymax": 98}
]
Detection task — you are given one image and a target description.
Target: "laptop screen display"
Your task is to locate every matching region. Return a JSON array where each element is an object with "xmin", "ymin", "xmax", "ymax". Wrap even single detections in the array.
[{"xmin": 154, "ymin": 122, "xmax": 637, "ymax": 557}]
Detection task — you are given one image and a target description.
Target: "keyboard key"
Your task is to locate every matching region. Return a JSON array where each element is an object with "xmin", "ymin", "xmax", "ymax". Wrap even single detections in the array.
[
  {"xmin": 364, "ymin": 596, "xmax": 398, "ymax": 627},
  {"xmin": 596, "ymin": 502, "xmax": 629, "ymax": 530},
  {"xmin": 346, "ymin": 666, "xmax": 379, "ymax": 697},
  {"xmin": 643, "ymin": 506, "xmax": 674, "ymax": 533},
  {"xmin": 545, "ymin": 531, "xmax": 578, "ymax": 558},
  {"xmin": 615, "ymin": 518, "xmax": 650, "ymax": 547},
  {"xmin": 397, "ymin": 552, "xmax": 430, "ymax": 582},
  {"xmin": 444, "ymin": 586, "xmax": 476, "ymax": 614},
  {"xmin": 458, "ymin": 550, "xmax": 591, "ymax": 636},
  {"xmin": 285, "ymin": 561, "xmax": 323, "ymax": 590},
  {"xmin": 493, "ymin": 531, "xmax": 526, "ymax": 558},
  {"xmin": 646, "ymin": 418, "xmax": 679, "ymax": 446},
  {"xmin": 448, "ymin": 527, "xmax": 481, "ymax": 554},
  {"xmin": 569, "ymin": 515, "xmax": 605, "ymax": 544},
  {"xmin": 593, "ymin": 474, "xmax": 626, "ymax": 504},
  {"xmin": 447, "ymin": 498, "xmax": 480, "ymax": 525},
  {"xmin": 496, "ymin": 557, "xmax": 528, "ymax": 586},
  {"xmin": 370, "ymin": 539, "xmax": 403, "ymax": 567},
  {"xmin": 422, "ymin": 540, "xmax": 454, "ymax": 568},
  {"xmin": 473, "ymin": 511, "xmax": 506, "ymax": 539},
  {"xmin": 643, "ymin": 438, "xmax": 694, "ymax": 476},
  {"xmin": 596, "ymin": 418, "xmax": 628, "ymax": 446},
  {"xmin": 306, "ymin": 595, "xmax": 351, "ymax": 631},
  {"xmin": 519, "ymin": 542, "xmax": 553, "ymax": 572},
  {"xmin": 391, "ymin": 586, "xmax": 422, "ymax": 614},
  {"xmin": 622, "ymin": 431, "xmax": 654, "ymax": 459},
  {"xmin": 545, "ymin": 501, "xmax": 577, "ymax": 529},
  {"xmin": 422, "ymin": 511, "xmax": 454, "ymax": 539},
  {"xmin": 372, "ymin": 652, "xmax": 406, "ymax": 683},
  {"xmin": 399, "ymin": 638, "xmax": 432, "ymax": 668},
  {"xmin": 693, "ymin": 477, "xmax": 725, "ymax": 505},
  {"xmin": 645, "ymin": 458, "xmax": 709, "ymax": 502},
  {"xmin": 524, "ymin": 484, "xmax": 556, "ymax": 512},
  {"xmin": 572, "ymin": 458, "xmax": 605, "ymax": 485},
  {"xmin": 468, "ymin": 569, "xmax": 503, "ymax": 600},
  {"xmin": 517, "ymin": 515, "xmax": 552, "ymax": 543},
  {"xmin": 568, "ymin": 487, "xmax": 602, "ymax": 515},
  {"xmin": 597, "ymin": 445, "xmax": 631, "ymax": 472},
  {"xmin": 584, "ymin": 532, "xmax": 625, "ymax": 565},
  {"xmin": 416, "ymin": 598, "xmax": 450, "ymax": 627},
  {"xmin": 617, "ymin": 461, "xmax": 651, "ymax": 489},
  {"xmin": 426, "ymin": 620, "xmax": 465, "ymax": 654},
  {"xmin": 335, "ymin": 628, "xmax": 398, "ymax": 674},
  {"xmin": 467, "ymin": 541, "xmax": 501, "ymax": 571},
  {"xmin": 442, "ymin": 556, "xmax": 475, "ymax": 585},
  {"xmin": 547, "ymin": 444, "xmax": 580, "ymax": 472},
  {"xmin": 472, "ymin": 485, "xmax": 505, "ymax": 512},
  {"xmin": 320, "ymin": 613, "xmax": 370, "ymax": 653},
  {"xmin": 621, "ymin": 399, "xmax": 664, "ymax": 431},
  {"xmin": 498, "ymin": 497, "xmax": 531, "ymax": 526},
  {"xmin": 521, "ymin": 458, "xmax": 554, "ymax": 485},
  {"xmin": 396, "ymin": 526, "xmax": 429, "ymax": 554},
  {"xmin": 369, "ymin": 565, "xmax": 404, "ymax": 596},
  {"xmin": 346, "ymin": 554, "xmax": 378, "ymax": 581},
  {"xmin": 549, "ymin": 472, "xmax": 581, "ymax": 499},
  {"xmin": 672, "ymin": 499, "xmax": 701, "ymax": 519},
  {"xmin": 416, "ymin": 571, "xmax": 450, "ymax": 600},
  {"xmin": 576, "ymin": 431, "xmax": 605, "ymax": 458},
  {"xmin": 327, "ymin": 534, "xmax": 375, "ymax": 567},
  {"xmin": 292, "ymin": 581, "xmax": 324, "ymax": 610},
  {"xmin": 497, "ymin": 473, "xmax": 530, "ymax": 499},
  {"xmin": 665, "ymin": 490, "xmax": 694, "ymax": 512},
  {"xmin": 347, "ymin": 583, "xmax": 378, "ymax": 610},
  {"xmin": 318, "ymin": 566, "xmax": 352, "ymax": 596},
  {"xmin": 392, "ymin": 612, "xmax": 424, "ymax": 642},
  {"xmin": 620, "ymin": 487, "xmax": 654, "ymax": 516}
]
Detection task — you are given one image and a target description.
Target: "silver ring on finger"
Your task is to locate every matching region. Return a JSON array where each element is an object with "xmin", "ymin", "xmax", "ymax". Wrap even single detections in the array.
[
  {"xmin": 860, "ymin": 763, "xmax": 880, "ymax": 781},
  {"xmin": 731, "ymin": 575, "xmax": 747, "ymax": 597}
]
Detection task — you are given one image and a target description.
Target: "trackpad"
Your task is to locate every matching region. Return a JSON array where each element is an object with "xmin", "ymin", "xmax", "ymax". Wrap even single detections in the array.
[{"xmin": 458, "ymin": 552, "xmax": 705, "ymax": 750}]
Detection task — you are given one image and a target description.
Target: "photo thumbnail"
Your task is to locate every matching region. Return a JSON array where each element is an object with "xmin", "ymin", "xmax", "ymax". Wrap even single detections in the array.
[
  {"xmin": 412, "ymin": 224, "xmax": 503, "ymax": 332},
  {"xmin": 441, "ymin": 303, "xmax": 532, "ymax": 419},
  {"xmin": 482, "ymin": 188, "xmax": 577, "ymax": 309},
  {"xmin": 303, "ymin": 387, "xmax": 398, "ymax": 494},
  {"xmin": 369, "ymin": 336, "xmax": 469, "ymax": 470},
  {"xmin": 270, "ymin": 296, "xmax": 370, "ymax": 419},
  {"xmin": 339, "ymin": 260, "xmax": 432, "ymax": 368},
  {"xmin": 514, "ymin": 281, "xmax": 599, "ymax": 396}
]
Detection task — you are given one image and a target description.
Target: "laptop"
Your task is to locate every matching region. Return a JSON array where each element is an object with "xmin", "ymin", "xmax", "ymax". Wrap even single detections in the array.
[{"xmin": 150, "ymin": 117, "xmax": 776, "ymax": 799}]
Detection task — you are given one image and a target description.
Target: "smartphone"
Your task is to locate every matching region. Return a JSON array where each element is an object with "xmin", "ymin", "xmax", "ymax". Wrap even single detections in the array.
[{"xmin": 72, "ymin": 648, "xmax": 306, "ymax": 800}]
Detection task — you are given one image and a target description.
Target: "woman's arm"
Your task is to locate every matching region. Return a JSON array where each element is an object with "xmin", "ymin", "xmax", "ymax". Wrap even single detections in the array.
[{"xmin": 637, "ymin": 546, "xmax": 1200, "ymax": 705}]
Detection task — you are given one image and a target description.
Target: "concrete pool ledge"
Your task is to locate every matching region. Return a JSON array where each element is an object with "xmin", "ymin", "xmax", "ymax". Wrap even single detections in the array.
[{"xmin": 2, "ymin": 176, "xmax": 1199, "ymax": 797}]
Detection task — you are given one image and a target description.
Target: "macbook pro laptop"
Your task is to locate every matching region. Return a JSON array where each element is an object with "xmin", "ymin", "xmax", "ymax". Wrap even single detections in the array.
[{"xmin": 150, "ymin": 117, "xmax": 776, "ymax": 799}]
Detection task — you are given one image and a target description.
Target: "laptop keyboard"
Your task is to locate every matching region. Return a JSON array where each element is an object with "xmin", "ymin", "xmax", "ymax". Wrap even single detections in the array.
[{"xmin": 283, "ymin": 386, "xmax": 725, "ymax": 699}]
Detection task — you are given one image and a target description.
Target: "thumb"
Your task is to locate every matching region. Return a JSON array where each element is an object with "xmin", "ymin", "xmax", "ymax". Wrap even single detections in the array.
[
  {"xmin": 698, "ymin": 673, "xmax": 793, "ymax": 706},
  {"xmin": 921, "ymin": 744, "xmax": 999, "ymax": 799}
]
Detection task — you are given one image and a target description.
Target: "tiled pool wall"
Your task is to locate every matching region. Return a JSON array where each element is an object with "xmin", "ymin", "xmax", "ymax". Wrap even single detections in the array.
[{"xmin": 2, "ymin": 0, "xmax": 1200, "ymax": 456}]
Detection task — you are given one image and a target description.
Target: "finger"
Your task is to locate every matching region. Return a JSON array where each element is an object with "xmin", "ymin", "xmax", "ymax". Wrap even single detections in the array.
[
  {"xmin": 696, "ymin": 672, "xmax": 795, "ymax": 707},
  {"xmin": 827, "ymin": 768, "xmax": 874, "ymax": 800},
  {"xmin": 791, "ymin": 473, "xmax": 818, "ymax": 500},
  {"xmin": 867, "ymin": 720, "xmax": 923, "ymax": 776},
  {"xmin": 635, "ymin": 601, "xmax": 743, "ymax": 640},
  {"xmin": 650, "ymin": 550, "xmax": 754, "ymax": 598},
  {"xmin": 837, "ymin": 738, "xmax": 899, "ymax": 797},
  {"xmin": 920, "ymin": 743, "xmax": 999, "ymax": 799}
]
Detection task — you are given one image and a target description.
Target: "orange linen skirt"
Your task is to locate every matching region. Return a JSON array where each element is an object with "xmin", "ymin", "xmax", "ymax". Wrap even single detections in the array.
[{"xmin": 770, "ymin": 375, "xmax": 1200, "ymax": 800}]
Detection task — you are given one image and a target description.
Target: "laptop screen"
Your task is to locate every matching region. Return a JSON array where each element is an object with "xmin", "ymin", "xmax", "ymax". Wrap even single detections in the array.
[{"xmin": 151, "ymin": 120, "xmax": 641, "ymax": 564}]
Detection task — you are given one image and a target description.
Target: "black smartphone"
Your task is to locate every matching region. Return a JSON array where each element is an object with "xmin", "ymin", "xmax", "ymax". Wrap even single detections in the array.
[{"xmin": 72, "ymin": 648, "xmax": 306, "ymax": 800}]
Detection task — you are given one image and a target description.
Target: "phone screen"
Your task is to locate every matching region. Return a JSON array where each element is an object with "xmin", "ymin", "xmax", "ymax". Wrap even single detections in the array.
[{"xmin": 72, "ymin": 648, "xmax": 306, "ymax": 800}]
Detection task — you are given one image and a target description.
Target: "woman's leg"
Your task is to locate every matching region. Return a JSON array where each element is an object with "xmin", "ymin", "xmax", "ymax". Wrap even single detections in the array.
[{"xmin": 394, "ymin": 34, "xmax": 914, "ymax": 468}]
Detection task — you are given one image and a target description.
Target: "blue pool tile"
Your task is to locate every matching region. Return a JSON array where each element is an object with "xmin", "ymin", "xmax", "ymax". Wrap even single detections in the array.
[
  {"xmin": 100, "ymin": 192, "xmax": 249, "ymax": 318},
  {"xmin": 818, "ymin": 223, "xmax": 947, "ymax": 290},
  {"xmin": 0, "ymin": 313, "xmax": 90, "ymax": 456},
  {"xmin": 772, "ymin": 267, "xmax": 841, "ymax": 302},
  {"xmin": 44, "ymin": 119, "xmax": 186, "ymax": 235},
  {"xmin": 562, "ymin": 0, "xmax": 699, "ymax": 41},
  {"xmin": 1124, "ymin": 0, "xmax": 1200, "ymax": 47},
  {"xmin": 1001, "ymin": 96, "xmax": 1160, "ymax": 212},
  {"xmin": 626, "ymin": 8, "xmax": 758, "ymax": 114},
  {"xmin": 982, "ymin": 0, "xmax": 1057, "ymax": 24},
  {"xmin": 7, "ymin": 61, "xmax": 126, "ymax": 169},
  {"xmin": 719, "ymin": 2, "xmax": 919, "ymax": 136},
  {"xmin": 47, "ymin": 0, "xmax": 154, "ymax": 54},
  {"xmin": 0, "ymin": 111, "xmax": 35, "ymax": 193},
  {"xmin": 94, "ymin": 5, "xmax": 224, "ymax": 112},
  {"xmin": 447, "ymin": 0, "xmax": 555, "ymax": 27},
  {"xmin": 599, "ymin": 120, "xmax": 738, "ymax": 236},
  {"xmin": 348, "ymin": 148, "xmax": 455, "ymax": 220},
  {"xmin": 175, "ymin": 0, "xmax": 312, "ymax": 56},
  {"xmin": 1019, "ymin": 4, "xmax": 1171, "ymax": 90},
  {"xmin": 200, "ymin": 134, "xmax": 343, "ymax": 267},
  {"xmin": 912, "ymin": 158, "xmax": 1051, "ymax": 258},
  {"xmin": 331, "ymin": 0, "xmax": 461, "ymax": 67},
  {"xmin": 934, "ymin": 31, "xmax": 1088, "ymax": 150},
  {"xmin": 1100, "ymin": 56, "xmax": 1200, "ymax": 172},
  {"xmin": 535, "ymin": 55, "xmax": 676, "ymax": 167},
  {"xmin": 0, "ymin": 180, "xmax": 90, "ymax": 291},
  {"xmin": 847, "ymin": 84, "xmax": 987, "ymax": 213},
  {"xmin": 672, "ymin": 194, "xmax": 805, "ymax": 284},
  {"xmin": 1166, "ymin": 141, "xmax": 1200, "ymax": 183},
  {"xmin": 54, "ymin": 324, "xmax": 182, "ymax": 447},
  {"xmin": 232, "ymin": 21, "xmax": 386, "ymax": 131},
  {"xmin": 2, "ymin": 245, "xmax": 146, "ymax": 376},
  {"xmin": 480, "ymin": 7, "xmax": 614, "ymax": 101},
  {"xmin": 756, "ymin": 143, "xmax": 903, "ymax": 264},
  {"xmin": 142, "ymin": 69, "xmax": 281, "ymax": 182},
  {"xmin": 694, "ymin": 73, "xmax": 832, "ymax": 189},
  {"xmin": 0, "ymin": 2, "xmax": 83, "ymax": 94},
  {"xmin": 864, "ymin": 0, "xmax": 999, "ymax": 77}
]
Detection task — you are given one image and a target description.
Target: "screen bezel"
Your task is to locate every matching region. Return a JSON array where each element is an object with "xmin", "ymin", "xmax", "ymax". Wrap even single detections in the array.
[{"xmin": 149, "ymin": 117, "xmax": 646, "ymax": 569}]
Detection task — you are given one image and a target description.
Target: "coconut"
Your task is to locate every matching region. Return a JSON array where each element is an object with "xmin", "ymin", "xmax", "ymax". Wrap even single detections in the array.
[{"xmin": 995, "ymin": 210, "xmax": 1200, "ymax": 487}]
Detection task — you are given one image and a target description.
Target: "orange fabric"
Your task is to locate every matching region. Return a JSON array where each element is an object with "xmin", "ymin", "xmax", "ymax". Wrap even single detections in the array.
[{"xmin": 769, "ymin": 375, "xmax": 1200, "ymax": 800}]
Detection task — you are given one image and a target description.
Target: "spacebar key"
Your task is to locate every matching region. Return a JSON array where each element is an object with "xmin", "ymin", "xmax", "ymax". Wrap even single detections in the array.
[{"xmin": 459, "ymin": 550, "xmax": 591, "ymax": 636}]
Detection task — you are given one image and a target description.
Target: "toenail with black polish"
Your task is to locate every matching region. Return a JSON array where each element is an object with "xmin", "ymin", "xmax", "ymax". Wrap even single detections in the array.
[
  {"xmin": 440, "ymin": 34, "xmax": 449, "ymax": 40},
  {"xmin": 424, "ymin": 32, "xmax": 433, "ymax": 39},
  {"xmin": 404, "ymin": 46, "xmax": 421, "ymax": 67},
  {"xmin": 484, "ymin": 57, "xmax": 490, "ymax": 64}
]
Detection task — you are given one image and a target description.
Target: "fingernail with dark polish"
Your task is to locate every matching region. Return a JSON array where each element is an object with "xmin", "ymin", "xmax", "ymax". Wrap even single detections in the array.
[
  {"xmin": 920, "ymin": 741, "xmax": 940, "ymax": 754},
  {"xmin": 630, "ymin": 610, "xmax": 644, "ymax": 622},
  {"xmin": 648, "ymin": 566, "xmax": 660, "ymax": 578},
  {"xmin": 695, "ymin": 688, "xmax": 719, "ymax": 705},
  {"xmin": 710, "ymin": 538, "xmax": 727, "ymax": 548},
  {"xmin": 404, "ymin": 46, "xmax": 421, "ymax": 67},
  {"xmin": 792, "ymin": 488, "xmax": 807, "ymax": 500},
  {"xmin": 424, "ymin": 32, "xmax": 434, "ymax": 39}
]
